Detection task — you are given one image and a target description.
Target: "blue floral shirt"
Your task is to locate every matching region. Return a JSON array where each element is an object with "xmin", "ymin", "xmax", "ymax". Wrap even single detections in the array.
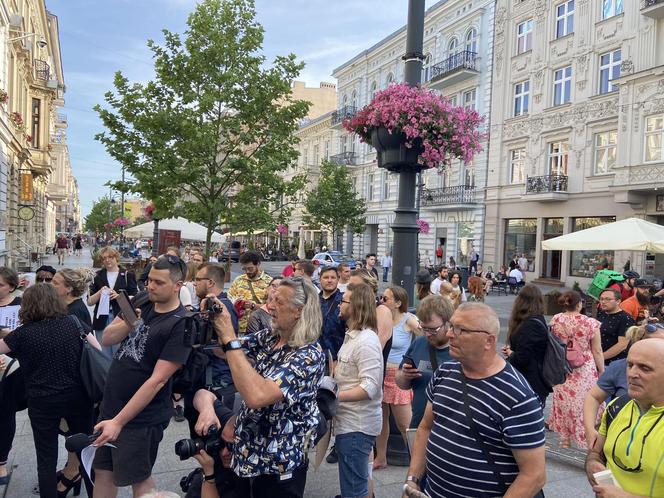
[{"xmin": 233, "ymin": 328, "xmax": 325, "ymax": 477}]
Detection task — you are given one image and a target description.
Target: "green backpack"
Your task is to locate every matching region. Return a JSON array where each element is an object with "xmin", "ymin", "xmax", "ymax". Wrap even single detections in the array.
[{"xmin": 587, "ymin": 270, "xmax": 624, "ymax": 301}]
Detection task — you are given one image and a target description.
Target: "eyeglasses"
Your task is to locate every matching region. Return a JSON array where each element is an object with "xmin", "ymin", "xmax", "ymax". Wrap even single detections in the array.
[
  {"xmin": 37, "ymin": 277, "xmax": 53, "ymax": 282},
  {"xmin": 611, "ymin": 407, "xmax": 664, "ymax": 473},
  {"xmin": 420, "ymin": 323, "xmax": 447, "ymax": 335},
  {"xmin": 289, "ymin": 276, "xmax": 309, "ymax": 304},
  {"xmin": 380, "ymin": 295, "xmax": 390, "ymax": 302},
  {"xmin": 449, "ymin": 325, "xmax": 492, "ymax": 337},
  {"xmin": 161, "ymin": 254, "xmax": 187, "ymax": 274}
]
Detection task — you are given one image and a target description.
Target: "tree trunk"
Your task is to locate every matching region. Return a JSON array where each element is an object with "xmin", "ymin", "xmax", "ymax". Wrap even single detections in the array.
[{"xmin": 152, "ymin": 219, "xmax": 160, "ymax": 256}]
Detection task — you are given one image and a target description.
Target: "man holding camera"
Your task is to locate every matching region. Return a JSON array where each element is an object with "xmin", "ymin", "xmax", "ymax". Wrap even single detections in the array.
[
  {"xmin": 92, "ymin": 255, "xmax": 192, "ymax": 497},
  {"xmin": 200, "ymin": 277, "xmax": 325, "ymax": 498}
]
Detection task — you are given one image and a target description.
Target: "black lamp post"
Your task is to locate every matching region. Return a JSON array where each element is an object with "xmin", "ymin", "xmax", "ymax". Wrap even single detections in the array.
[{"xmin": 389, "ymin": 0, "xmax": 426, "ymax": 303}]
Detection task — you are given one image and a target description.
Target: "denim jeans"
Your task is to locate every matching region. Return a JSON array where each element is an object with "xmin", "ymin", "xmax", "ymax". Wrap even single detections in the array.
[
  {"xmin": 335, "ymin": 432, "xmax": 375, "ymax": 498},
  {"xmin": 382, "ymin": 267, "xmax": 389, "ymax": 282}
]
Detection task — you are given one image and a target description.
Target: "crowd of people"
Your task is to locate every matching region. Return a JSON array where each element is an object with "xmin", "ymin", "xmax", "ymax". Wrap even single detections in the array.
[{"xmin": 0, "ymin": 246, "xmax": 662, "ymax": 498}]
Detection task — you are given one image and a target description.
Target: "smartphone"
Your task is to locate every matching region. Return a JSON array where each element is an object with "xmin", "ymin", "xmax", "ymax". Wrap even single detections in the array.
[
  {"xmin": 402, "ymin": 357, "xmax": 416, "ymax": 368},
  {"xmin": 116, "ymin": 290, "xmax": 139, "ymax": 327}
]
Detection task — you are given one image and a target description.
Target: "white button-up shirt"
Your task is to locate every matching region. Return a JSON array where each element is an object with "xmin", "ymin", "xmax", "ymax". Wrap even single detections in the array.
[{"xmin": 333, "ymin": 328, "xmax": 384, "ymax": 436}]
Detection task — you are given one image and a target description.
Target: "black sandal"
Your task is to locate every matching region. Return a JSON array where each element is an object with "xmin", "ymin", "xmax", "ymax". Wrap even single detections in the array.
[{"xmin": 56, "ymin": 472, "xmax": 82, "ymax": 498}]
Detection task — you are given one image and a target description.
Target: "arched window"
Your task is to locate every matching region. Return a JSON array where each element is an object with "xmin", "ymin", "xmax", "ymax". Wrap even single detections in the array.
[
  {"xmin": 351, "ymin": 90, "xmax": 357, "ymax": 110},
  {"xmin": 370, "ymin": 81, "xmax": 377, "ymax": 99},
  {"xmin": 422, "ymin": 53, "xmax": 432, "ymax": 82},
  {"xmin": 465, "ymin": 28, "xmax": 478, "ymax": 53},
  {"xmin": 386, "ymin": 72, "xmax": 394, "ymax": 87},
  {"xmin": 448, "ymin": 37, "xmax": 459, "ymax": 56}
]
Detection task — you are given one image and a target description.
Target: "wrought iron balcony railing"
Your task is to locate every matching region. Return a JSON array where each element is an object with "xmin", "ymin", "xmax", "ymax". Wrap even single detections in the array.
[
  {"xmin": 329, "ymin": 151, "xmax": 358, "ymax": 166},
  {"xmin": 525, "ymin": 175, "xmax": 568, "ymax": 194},
  {"xmin": 421, "ymin": 185, "xmax": 476, "ymax": 206},
  {"xmin": 643, "ymin": 0, "xmax": 664, "ymax": 9},
  {"xmin": 34, "ymin": 59, "xmax": 50, "ymax": 81},
  {"xmin": 430, "ymin": 51, "xmax": 478, "ymax": 81},
  {"xmin": 331, "ymin": 105, "xmax": 358, "ymax": 125}
]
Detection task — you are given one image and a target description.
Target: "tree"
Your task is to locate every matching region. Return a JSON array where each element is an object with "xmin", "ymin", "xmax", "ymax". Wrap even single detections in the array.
[
  {"xmin": 303, "ymin": 160, "xmax": 366, "ymax": 251},
  {"xmin": 84, "ymin": 197, "xmax": 122, "ymax": 233},
  {"xmin": 95, "ymin": 0, "xmax": 308, "ymax": 255}
]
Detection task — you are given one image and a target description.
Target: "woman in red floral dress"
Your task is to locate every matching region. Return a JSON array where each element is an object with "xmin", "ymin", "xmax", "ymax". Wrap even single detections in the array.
[{"xmin": 548, "ymin": 290, "xmax": 605, "ymax": 449}]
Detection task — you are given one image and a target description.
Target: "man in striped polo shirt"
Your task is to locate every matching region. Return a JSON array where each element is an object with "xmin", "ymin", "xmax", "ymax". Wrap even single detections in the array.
[{"xmin": 404, "ymin": 302, "xmax": 546, "ymax": 498}]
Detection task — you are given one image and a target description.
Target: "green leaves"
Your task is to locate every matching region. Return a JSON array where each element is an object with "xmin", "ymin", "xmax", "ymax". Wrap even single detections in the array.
[
  {"xmin": 84, "ymin": 197, "xmax": 122, "ymax": 233},
  {"xmin": 304, "ymin": 160, "xmax": 367, "ymax": 249},
  {"xmin": 94, "ymin": 0, "xmax": 308, "ymax": 253}
]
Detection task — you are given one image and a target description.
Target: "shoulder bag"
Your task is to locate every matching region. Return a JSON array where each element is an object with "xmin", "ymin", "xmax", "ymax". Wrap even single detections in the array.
[{"xmin": 71, "ymin": 315, "xmax": 111, "ymax": 403}]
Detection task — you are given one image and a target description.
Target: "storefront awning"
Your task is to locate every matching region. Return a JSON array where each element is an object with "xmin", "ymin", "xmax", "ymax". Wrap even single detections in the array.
[{"xmin": 541, "ymin": 217, "xmax": 664, "ymax": 253}]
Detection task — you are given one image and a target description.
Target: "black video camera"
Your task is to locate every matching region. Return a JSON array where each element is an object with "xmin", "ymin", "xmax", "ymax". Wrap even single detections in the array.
[
  {"xmin": 174, "ymin": 425, "xmax": 224, "ymax": 461},
  {"xmin": 183, "ymin": 299, "xmax": 224, "ymax": 348}
]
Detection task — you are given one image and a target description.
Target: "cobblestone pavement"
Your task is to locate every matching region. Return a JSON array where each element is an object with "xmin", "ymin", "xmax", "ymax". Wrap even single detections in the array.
[{"xmin": 1, "ymin": 251, "xmax": 595, "ymax": 497}]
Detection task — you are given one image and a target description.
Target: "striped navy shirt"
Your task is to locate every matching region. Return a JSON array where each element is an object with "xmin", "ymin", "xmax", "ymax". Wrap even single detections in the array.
[{"xmin": 424, "ymin": 361, "xmax": 545, "ymax": 497}]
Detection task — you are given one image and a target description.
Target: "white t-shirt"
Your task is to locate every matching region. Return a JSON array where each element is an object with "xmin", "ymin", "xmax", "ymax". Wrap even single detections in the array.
[
  {"xmin": 337, "ymin": 282, "xmax": 348, "ymax": 293},
  {"xmin": 430, "ymin": 277, "xmax": 446, "ymax": 295},
  {"xmin": 518, "ymin": 257, "xmax": 528, "ymax": 272},
  {"xmin": 509, "ymin": 268, "xmax": 523, "ymax": 283},
  {"xmin": 106, "ymin": 271, "xmax": 119, "ymax": 290}
]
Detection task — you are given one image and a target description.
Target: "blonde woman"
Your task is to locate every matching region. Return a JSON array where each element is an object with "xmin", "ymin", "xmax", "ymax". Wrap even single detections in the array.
[{"xmin": 583, "ymin": 323, "xmax": 664, "ymax": 447}]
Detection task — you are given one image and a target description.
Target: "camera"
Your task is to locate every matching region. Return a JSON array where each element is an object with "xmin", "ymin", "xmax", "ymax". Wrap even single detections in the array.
[
  {"xmin": 183, "ymin": 299, "xmax": 224, "ymax": 348},
  {"xmin": 174, "ymin": 425, "xmax": 223, "ymax": 461}
]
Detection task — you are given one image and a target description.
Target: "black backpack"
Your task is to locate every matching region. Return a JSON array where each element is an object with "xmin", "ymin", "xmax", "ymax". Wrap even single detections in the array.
[{"xmin": 534, "ymin": 317, "xmax": 572, "ymax": 390}]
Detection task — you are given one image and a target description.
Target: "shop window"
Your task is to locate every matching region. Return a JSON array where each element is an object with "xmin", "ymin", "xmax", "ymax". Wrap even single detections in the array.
[
  {"xmin": 504, "ymin": 219, "xmax": 537, "ymax": 271},
  {"xmin": 569, "ymin": 217, "xmax": 616, "ymax": 277}
]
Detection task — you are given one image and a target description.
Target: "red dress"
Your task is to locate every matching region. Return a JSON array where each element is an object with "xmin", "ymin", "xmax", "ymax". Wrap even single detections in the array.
[{"xmin": 547, "ymin": 313, "xmax": 601, "ymax": 448}]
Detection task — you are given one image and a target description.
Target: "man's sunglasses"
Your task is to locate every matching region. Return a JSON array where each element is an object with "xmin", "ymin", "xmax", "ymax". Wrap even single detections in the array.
[{"xmin": 37, "ymin": 277, "xmax": 53, "ymax": 283}]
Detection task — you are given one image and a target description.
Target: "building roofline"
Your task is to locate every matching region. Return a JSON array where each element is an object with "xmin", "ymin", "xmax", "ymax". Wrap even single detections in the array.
[
  {"xmin": 298, "ymin": 109, "xmax": 334, "ymax": 130},
  {"xmin": 332, "ymin": 0, "xmax": 449, "ymax": 76}
]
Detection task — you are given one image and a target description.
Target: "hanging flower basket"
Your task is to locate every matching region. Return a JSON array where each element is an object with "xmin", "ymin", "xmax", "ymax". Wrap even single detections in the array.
[
  {"xmin": 416, "ymin": 219, "xmax": 430, "ymax": 234},
  {"xmin": 344, "ymin": 83, "xmax": 484, "ymax": 172},
  {"xmin": 113, "ymin": 217, "xmax": 130, "ymax": 227},
  {"xmin": 276, "ymin": 223, "xmax": 288, "ymax": 235},
  {"xmin": 143, "ymin": 202, "xmax": 155, "ymax": 221},
  {"xmin": 9, "ymin": 112, "xmax": 23, "ymax": 128},
  {"xmin": 103, "ymin": 222, "xmax": 114, "ymax": 231}
]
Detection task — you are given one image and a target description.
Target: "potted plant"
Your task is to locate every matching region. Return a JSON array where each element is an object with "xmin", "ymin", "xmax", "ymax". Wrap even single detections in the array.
[
  {"xmin": 343, "ymin": 83, "xmax": 484, "ymax": 172},
  {"xmin": 0, "ymin": 90, "xmax": 8, "ymax": 105},
  {"xmin": 9, "ymin": 111, "xmax": 23, "ymax": 128}
]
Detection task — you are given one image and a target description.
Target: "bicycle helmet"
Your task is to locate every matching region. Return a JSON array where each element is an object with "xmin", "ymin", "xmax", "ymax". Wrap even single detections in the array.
[{"xmin": 623, "ymin": 270, "xmax": 640, "ymax": 279}]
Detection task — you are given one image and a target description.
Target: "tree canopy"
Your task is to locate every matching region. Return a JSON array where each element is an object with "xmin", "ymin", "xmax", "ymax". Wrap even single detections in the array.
[
  {"xmin": 95, "ymin": 0, "xmax": 309, "ymax": 253},
  {"xmin": 84, "ymin": 197, "xmax": 122, "ymax": 233},
  {"xmin": 304, "ymin": 160, "xmax": 366, "ymax": 250}
]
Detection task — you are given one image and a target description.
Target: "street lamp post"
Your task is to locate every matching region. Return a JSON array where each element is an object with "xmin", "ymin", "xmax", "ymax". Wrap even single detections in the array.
[{"xmin": 391, "ymin": 0, "xmax": 425, "ymax": 304}]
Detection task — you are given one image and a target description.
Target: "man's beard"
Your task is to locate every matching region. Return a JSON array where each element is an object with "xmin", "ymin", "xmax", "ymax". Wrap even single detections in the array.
[{"xmin": 636, "ymin": 292, "xmax": 650, "ymax": 306}]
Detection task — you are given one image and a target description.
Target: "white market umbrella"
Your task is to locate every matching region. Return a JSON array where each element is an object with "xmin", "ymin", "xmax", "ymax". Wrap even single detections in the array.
[
  {"xmin": 541, "ymin": 217, "xmax": 664, "ymax": 253},
  {"xmin": 123, "ymin": 217, "xmax": 226, "ymax": 243}
]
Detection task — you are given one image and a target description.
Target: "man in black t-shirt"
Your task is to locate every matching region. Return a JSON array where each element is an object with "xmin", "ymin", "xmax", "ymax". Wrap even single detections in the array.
[
  {"xmin": 93, "ymin": 255, "xmax": 192, "ymax": 497},
  {"xmin": 597, "ymin": 288, "xmax": 635, "ymax": 366}
]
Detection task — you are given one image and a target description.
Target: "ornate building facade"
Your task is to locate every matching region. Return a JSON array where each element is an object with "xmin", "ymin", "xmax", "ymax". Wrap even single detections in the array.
[
  {"xmin": 332, "ymin": 0, "xmax": 495, "ymax": 264},
  {"xmin": 485, "ymin": 0, "xmax": 664, "ymax": 285}
]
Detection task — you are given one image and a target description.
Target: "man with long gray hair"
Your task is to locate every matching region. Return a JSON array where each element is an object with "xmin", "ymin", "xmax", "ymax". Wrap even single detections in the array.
[{"xmin": 207, "ymin": 276, "xmax": 325, "ymax": 497}]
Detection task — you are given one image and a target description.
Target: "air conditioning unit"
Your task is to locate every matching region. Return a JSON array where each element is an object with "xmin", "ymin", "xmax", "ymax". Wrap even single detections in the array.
[{"xmin": 9, "ymin": 14, "xmax": 23, "ymax": 28}]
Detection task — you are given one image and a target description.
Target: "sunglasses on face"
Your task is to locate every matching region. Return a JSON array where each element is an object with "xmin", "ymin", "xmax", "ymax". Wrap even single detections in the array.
[{"xmin": 37, "ymin": 277, "xmax": 53, "ymax": 282}]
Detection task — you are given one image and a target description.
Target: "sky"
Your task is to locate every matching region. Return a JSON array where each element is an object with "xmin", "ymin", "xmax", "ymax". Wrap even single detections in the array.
[{"xmin": 45, "ymin": 0, "xmax": 437, "ymax": 218}]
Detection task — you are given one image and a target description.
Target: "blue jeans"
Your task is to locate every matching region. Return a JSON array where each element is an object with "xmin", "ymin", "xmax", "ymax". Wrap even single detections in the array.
[
  {"xmin": 382, "ymin": 267, "xmax": 389, "ymax": 282},
  {"xmin": 335, "ymin": 432, "xmax": 375, "ymax": 498}
]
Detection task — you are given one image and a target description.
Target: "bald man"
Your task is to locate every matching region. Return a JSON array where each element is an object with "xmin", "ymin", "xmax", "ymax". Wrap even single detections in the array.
[
  {"xmin": 586, "ymin": 339, "xmax": 664, "ymax": 498},
  {"xmin": 404, "ymin": 302, "xmax": 546, "ymax": 498}
]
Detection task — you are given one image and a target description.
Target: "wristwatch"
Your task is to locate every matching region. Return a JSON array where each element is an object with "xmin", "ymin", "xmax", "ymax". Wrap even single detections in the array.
[
  {"xmin": 406, "ymin": 475, "xmax": 420, "ymax": 485},
  {"xmin": 222, "ymin": 339, "xmax": 243, "ymax": 352}
]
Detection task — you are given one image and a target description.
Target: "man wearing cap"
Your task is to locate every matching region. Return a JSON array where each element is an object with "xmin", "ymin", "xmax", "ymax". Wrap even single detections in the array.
[
  {"xmin": 620, "ymin": 279, "xmax": 652, "ymax": 322},
  {"xmin": 35, "ymin": 266, "xmax": 57, "ymax": 284}
]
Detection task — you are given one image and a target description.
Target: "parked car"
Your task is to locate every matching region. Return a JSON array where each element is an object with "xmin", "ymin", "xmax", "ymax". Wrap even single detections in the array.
[{"xmin": 312, "ymin": 251, "xmax": 357, "ymax": 269}]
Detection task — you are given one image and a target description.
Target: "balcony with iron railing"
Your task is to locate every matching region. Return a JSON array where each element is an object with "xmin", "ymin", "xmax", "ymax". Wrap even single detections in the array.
[
  {"xmin": 524, "ymin": 174, "xmax": 568, "ymax": 201},
  {"xmin": 421, "ymin": 185, "xmax": 476, "ymax": 210},
  {"xmin": 331, "ymin": 105, "xmax": 358, "ymax": 127},
  {"xmin": 34, "ymin": 59, "xmax": 50, "ymax": 81},
  {"xmin": 329, "ymin": 151, "xmax": 359, "ymax": 166},
  {"xmin": 427, "ymin": 51, "xmax": 479, "ymax": 88},
  {"xmin": 642, "ymin": 0, "xmax": 664, "ymax": 18}
]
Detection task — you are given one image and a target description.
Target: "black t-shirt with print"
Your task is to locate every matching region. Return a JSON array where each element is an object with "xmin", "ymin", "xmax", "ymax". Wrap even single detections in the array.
[
  {"xmin": 598, "ymin": 310, "xmax": 635, "ymax": 365},
  {"xmin": 99, "ymin": 302, "xmax": 191, "ymax": 428}
]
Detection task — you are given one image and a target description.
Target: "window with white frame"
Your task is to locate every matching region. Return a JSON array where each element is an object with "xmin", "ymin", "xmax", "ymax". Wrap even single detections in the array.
[
  {"xmin": 598, "ymin": 49, "xmax": 621, "ymax": 94},
  {"xmin": 368, "ymin": 173, "xmax": 375, "ymax": 200},
  {"xmin": 465, "ymin": 28, "xmax": 478, "ymax": 53},
  {"xmin": 313, "ymin": 145, "xmax": 319, "ymax": 166},
  {"xmin": 302, "ymin": 147, "xmax": 308, "ymax": 166},
  {"xmin": 601, "ymin": 0, "xmax": 624, "ymax": 20},
  {"xmin": 553, "ymin": 66, "xmax": 572, "ymax": 105},
  {"xmin": 463, "ymin": 88, "xmax": 477, "ymax": 110},
  {"xmin": 351, "ymin": 176, "xmax": 357, "ymax": 192},
  {"xmin": 594, "ymin": 131, "xmax": 617, "ymax": 174},
  {"xmin": 448, "ymin": 94, "xmax": 458, "ymax": 106},
  {"xmin": 548, "ymin": 141, "xmax": 569, "ymax": 175},
  {"xmin": 514, "ymin": 80, "xmax": 530, "ymax": 116},
  {"xmin": 422, "ymin": 54, "xmax": 432, "ymax": 83},
  {"xmin": 516, "ymin": 19, "xmax": 533, "ymax": 54},
  {"xmin": 464, "ymin": 164, "xmax": 476, "ymax": 187},
  {"xmin": 386, "ymin": 73, "xmax": 394, "ymax": 87},
  {"xmin": 382, "ymin": 172, "xmax": 390, "ymax": 199},
  {"xmin": 324, "ymin": 140, "xmax": 329, "ymax": 159},
  {"xmin": 351, "ymin": 90, "xmax": 357, "ymax": 109},
  {"xmin": 555, "ymin": 0, "xmax": 574, "ymax": 38},
  {"xmin": 370, "ymin": 81, "xmax": 377, "ymax": 99},
  {"xmin": 510, "ymin": 148, "xmax": 527, "ymax": 184},
  {"xmin": 645, "ymin": 115, "xmax": 664, "ymax": 162},
  {"xmin": 448, "ymin": 37, "xmax": 459, "ymax": 56}
]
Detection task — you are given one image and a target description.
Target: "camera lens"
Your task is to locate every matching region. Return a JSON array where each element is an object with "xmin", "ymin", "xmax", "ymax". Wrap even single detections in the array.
[{"xmin": 174, "ymin": 438, "xmax": 203, "ymax": 461}]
